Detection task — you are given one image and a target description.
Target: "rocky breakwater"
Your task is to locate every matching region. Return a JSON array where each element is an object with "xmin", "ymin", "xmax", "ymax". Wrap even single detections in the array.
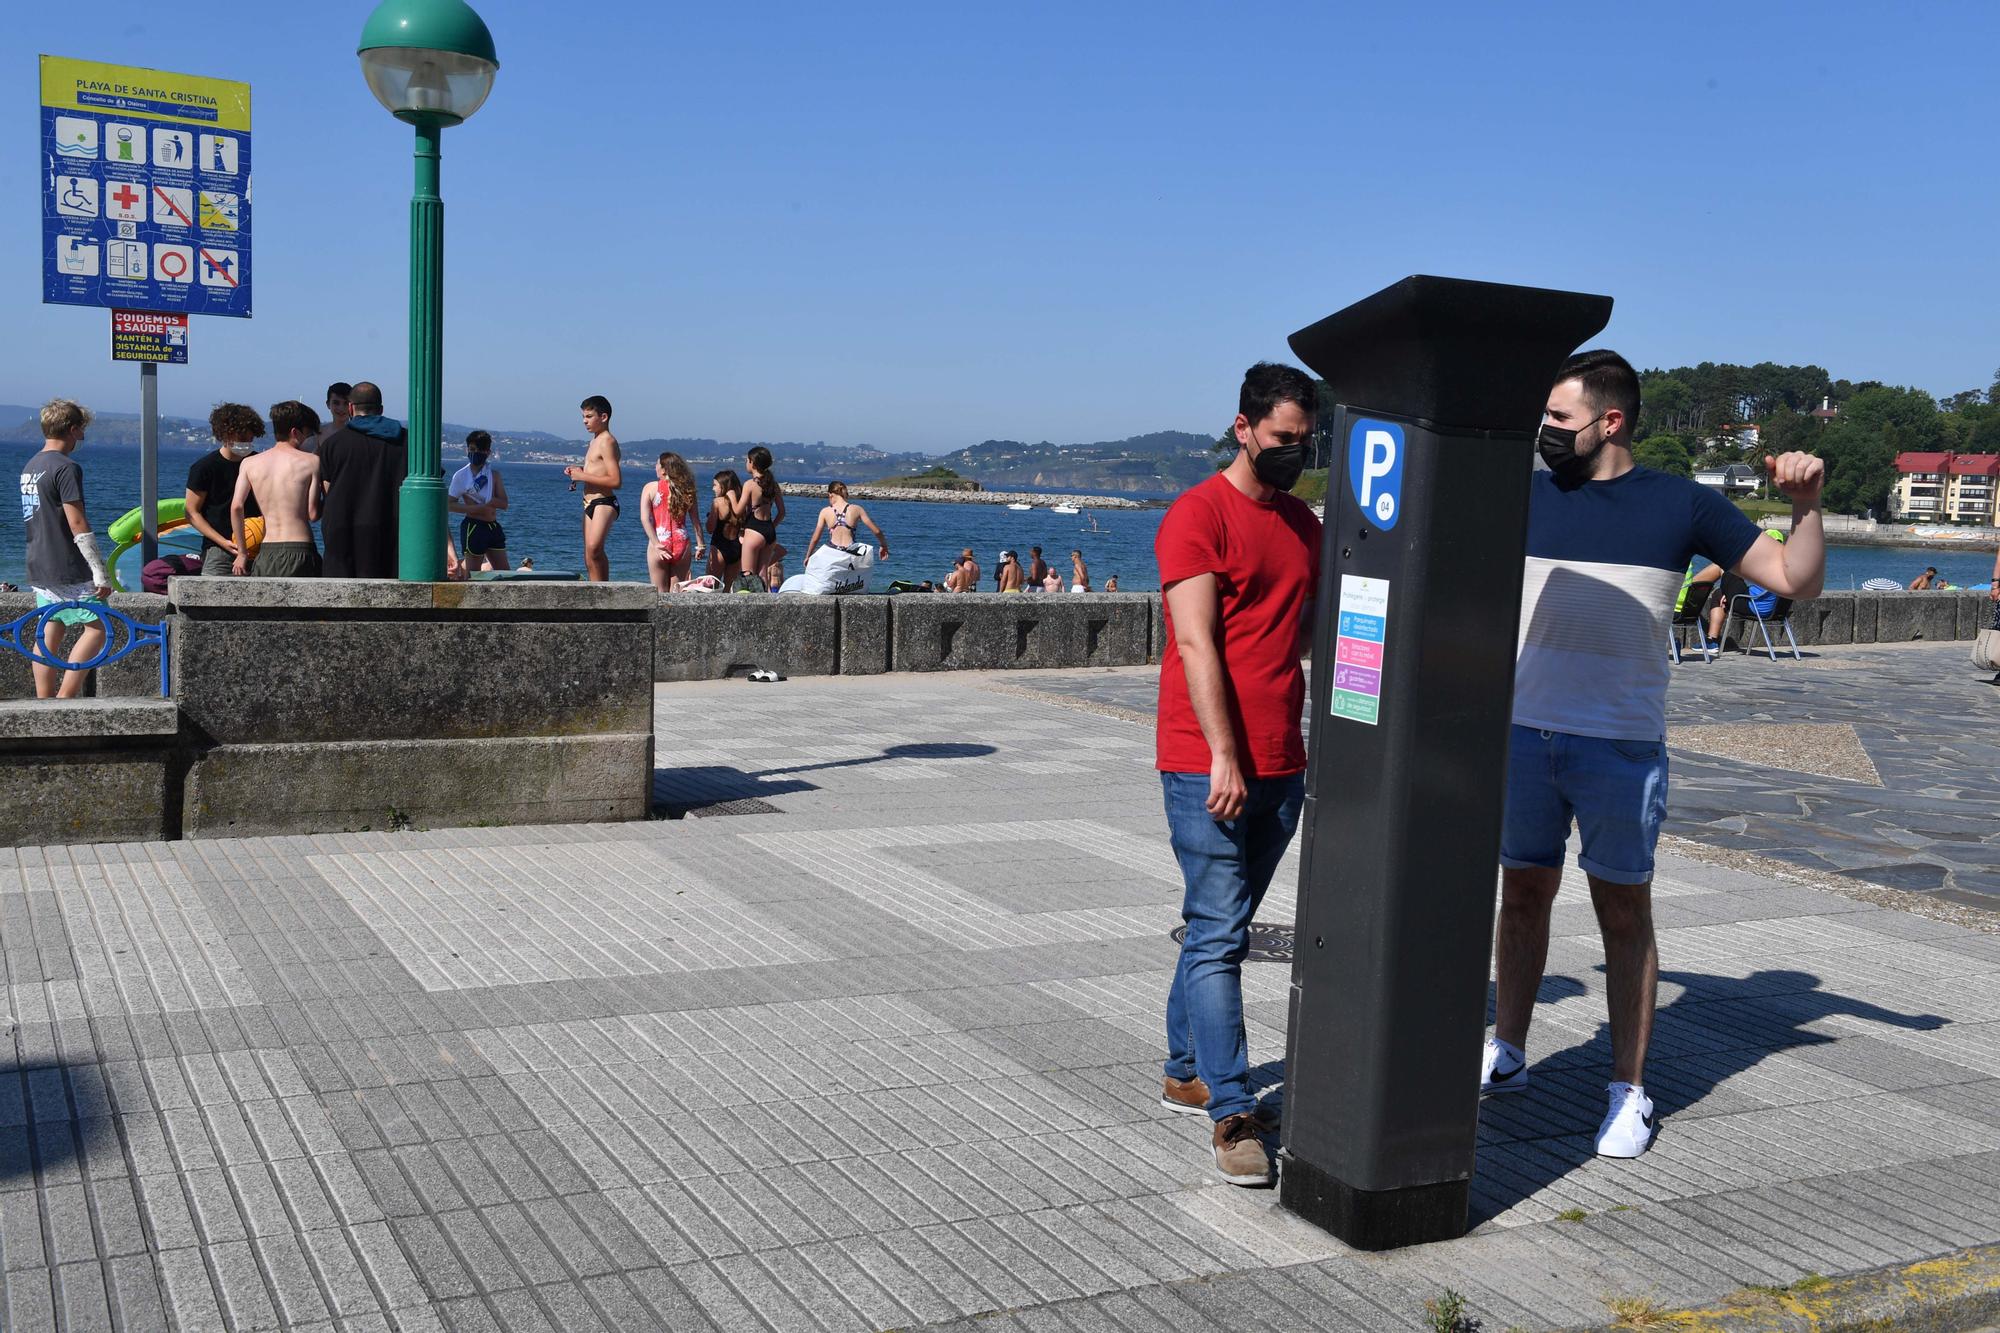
[{"xmin": 845, "ymin": 484, "xmax": 1158, "ymax": 509}]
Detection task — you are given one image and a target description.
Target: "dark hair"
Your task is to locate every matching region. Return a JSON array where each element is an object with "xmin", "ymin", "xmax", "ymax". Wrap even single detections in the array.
[
  {"xmin": 580, "ymin": 394, "xmax": 612, "ymax": 418},
  {"xmin": 209, "ymin": 403, "xmax": 266, "ymax": 443},
  {"xmin": 1555, "ymin": 348, "xmax": 1642, "ymax": 431},
  {"xmin": 711, "ymin": 470, "xmax": 742, "ymax": 538},
  {"xmin": 1238, "ymin": 362, "xmax": 1317, "ymax": 427},
  {"xmin": 746, "ymin": 446, "xmax": 779, "ymax": 499},
  {"xmin": 1031, "ymin": 546, "xmax": 1041, "ymax": 554},
  {"xmin": 466, "ymin": 429, "xmax": 492, "ymax": 450},
  {"xmin": 827, "ymin": 481, "xmax": 848, "ymax": 499},
  {"xmin": 349, "ymin": 381, "xmax": 384, "ymax": 413},
  {"xmin": 326, "ymin": 382, "xmax": 353, "ymax": 401},
  {"xmin": 269, "ymin": 400, "xmax": 321, "ymax": 440}
]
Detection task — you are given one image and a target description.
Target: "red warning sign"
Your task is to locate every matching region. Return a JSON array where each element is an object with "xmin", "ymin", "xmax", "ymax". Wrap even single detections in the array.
[{"xmin": 110, "ymin": 309, "xmax": 189, "ymax": 364}]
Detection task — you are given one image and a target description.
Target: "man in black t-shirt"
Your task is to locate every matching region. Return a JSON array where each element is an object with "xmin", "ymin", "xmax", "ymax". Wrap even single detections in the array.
[{"xmin": 185, "ymin": 404, "xmax": 265, "ymax": 576}]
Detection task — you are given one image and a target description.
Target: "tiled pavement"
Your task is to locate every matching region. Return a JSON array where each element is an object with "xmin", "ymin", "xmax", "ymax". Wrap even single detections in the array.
[
  {"xmin": 1019, "ymin": 641, "xmax": 2000, "ymax": 907},
  {"xmin": 1, "ymin": 666, "xmax": 1997, "ymax": 1331}
]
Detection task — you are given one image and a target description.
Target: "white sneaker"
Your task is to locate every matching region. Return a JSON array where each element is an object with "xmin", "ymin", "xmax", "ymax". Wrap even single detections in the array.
[
  {"xmin": 1480, "ymin": 1037, "xmax": 1529, "ymax": 1096},
  {"xmin": 1595, "ymin": 1082, "xmax": 1654, "ymax": 1157}
]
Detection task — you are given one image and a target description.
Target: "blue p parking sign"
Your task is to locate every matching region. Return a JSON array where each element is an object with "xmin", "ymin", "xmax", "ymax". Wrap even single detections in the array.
[{"xmin": 1347, "ymin": 418, "xmax": 1404, "ymax": 530}]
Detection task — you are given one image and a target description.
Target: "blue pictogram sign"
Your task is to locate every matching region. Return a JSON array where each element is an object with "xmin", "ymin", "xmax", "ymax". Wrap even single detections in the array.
[{"xmin": 40, "ymin": 55, "xmax": 252, "ymax": 319}]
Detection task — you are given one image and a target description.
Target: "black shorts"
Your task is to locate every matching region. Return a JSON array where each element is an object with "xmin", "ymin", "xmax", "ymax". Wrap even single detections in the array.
[{"xmin": 460, "ymin": 518, "xmax": 507, "ymax": 554}]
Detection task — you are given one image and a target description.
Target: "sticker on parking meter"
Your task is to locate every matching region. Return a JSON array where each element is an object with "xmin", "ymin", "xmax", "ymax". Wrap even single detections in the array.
[
  {"xmin": 1332, "ymin": 575, "xmax": 1388, "ymax": 725},
  {"xmin": 1347, "ymin": 418, "xmax": 1403, "ymax": 529}
]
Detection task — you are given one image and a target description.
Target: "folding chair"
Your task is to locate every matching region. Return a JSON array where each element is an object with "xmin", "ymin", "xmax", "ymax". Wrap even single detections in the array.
[
  {"xmin": 1722, "ymin": 593, "xmax": 1801, "ymax": 661},
  {"xmin": 1668, "ymin": 599, "xmax": 1716, "ymax": 663}
]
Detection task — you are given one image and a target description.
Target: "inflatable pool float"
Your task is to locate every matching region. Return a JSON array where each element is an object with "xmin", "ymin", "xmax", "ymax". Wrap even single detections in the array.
[{"xmin": 106, "ymin": 501, "xmax": 262, "ymax": 590}]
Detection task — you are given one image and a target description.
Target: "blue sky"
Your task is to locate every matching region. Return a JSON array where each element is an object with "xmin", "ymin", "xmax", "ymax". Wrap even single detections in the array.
[{"xmin": 8, "ymin": 1, "xmax": 1997, "ymax": 449}]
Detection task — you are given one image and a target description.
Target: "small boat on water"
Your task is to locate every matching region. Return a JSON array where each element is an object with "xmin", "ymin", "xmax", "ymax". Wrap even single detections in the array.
[
  {"xmin": 1050, "ymin": 504, "xmax": 1079, "ymax": 515},
  {"xmin": 1007, "ymin": 502, "xmax": 1032, "ymax": 511}
]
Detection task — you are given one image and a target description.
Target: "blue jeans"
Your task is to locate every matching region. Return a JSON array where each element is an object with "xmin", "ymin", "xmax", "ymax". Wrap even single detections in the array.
[{"xmin": 1160, "ymin": 770, "xmax": 1305, "ymax": 1121}]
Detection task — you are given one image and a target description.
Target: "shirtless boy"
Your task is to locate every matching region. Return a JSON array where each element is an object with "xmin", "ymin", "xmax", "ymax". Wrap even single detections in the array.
[
  {"xmin": 564, "ymin": 394, "xmax": 622, "ymax": 581},
  {"xmin": 233, "ymin": 401, "xmax": 324, "ymax": 577},
  {"xmin": 1070, "ymin": 549, "xmax": 1091, "ymax": 592}
]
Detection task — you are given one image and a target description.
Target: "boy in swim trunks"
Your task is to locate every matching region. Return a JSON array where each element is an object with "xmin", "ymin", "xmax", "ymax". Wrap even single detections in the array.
[
  {"xmin": 234, "ymin": 400, "xmax": 325, "ymax": 577},
  {"xmin": 448, "ymin": 429, "xmax": 511, "ymax": 574},
  {"xmin": 564, "ymin": 395, "xmax": 622, "ymax": 581}
]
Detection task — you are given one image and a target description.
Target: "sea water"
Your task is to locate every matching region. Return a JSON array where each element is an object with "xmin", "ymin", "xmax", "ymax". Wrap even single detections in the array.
[
  {"xmin": 5, "ymin": 441, "xmax": 1993, "ymax": 593},
  {"xmin": 0, "ymin": 444, "xmax": 1170, "ymax": 590}
]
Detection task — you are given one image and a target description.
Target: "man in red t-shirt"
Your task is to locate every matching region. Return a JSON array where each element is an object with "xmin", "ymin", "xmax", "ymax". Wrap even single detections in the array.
[{"xmin": 1155, "ymin": 362, "xmax": 1323, "ymax": 1186}]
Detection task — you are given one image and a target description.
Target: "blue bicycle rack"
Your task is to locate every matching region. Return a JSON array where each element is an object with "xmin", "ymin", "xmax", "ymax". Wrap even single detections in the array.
[{"xmin": 1, "ymin": 601, "xmax": 170, "ymax": 697}]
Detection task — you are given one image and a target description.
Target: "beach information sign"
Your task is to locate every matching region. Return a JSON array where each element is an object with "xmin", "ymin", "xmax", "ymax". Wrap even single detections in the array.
[{"xmin": 40, "ymin": 55, "xmax": 252, "ymax": 318}]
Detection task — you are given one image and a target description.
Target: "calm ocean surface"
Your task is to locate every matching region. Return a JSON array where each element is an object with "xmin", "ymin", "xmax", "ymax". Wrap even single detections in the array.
[
  {"xmin": 0, "ymin": 443, "xmax": 1171, "ymax": 590},
  {"xmin": 5, "ymin": 441, "xmax": 1994, "ymax": 592}
]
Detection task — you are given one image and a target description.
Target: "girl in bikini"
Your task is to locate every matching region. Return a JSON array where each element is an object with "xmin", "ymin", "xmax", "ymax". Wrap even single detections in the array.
[{"xmin": 639, "ymin": 452, "xmax": 704, "ymax": 591}]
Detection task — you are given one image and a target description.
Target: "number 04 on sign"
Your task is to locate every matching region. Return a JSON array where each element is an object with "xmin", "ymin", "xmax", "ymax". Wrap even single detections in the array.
[{"xmin": 1331, "ymin": 576, "xmax": 1389, "ymax": 725}]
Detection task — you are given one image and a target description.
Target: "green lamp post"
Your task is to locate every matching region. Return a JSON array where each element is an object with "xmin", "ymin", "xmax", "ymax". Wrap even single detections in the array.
[{"xmin": 358, "ymin": 0, "xmax": 498, "ymax": 581}]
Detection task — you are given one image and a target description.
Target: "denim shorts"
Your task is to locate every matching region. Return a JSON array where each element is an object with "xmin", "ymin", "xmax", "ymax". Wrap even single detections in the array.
[{"xmin": 1500, "ymin": 725, "xmax": 1669, "ymax": 885}]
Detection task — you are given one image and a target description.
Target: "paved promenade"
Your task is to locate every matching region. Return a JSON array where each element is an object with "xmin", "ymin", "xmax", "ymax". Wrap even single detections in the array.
[{"xmin": 2, "ymin": 654, "xmax": 1997, "ymax": 1331}]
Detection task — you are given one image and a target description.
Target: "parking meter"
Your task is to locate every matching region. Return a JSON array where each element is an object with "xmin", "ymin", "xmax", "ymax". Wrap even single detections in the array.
[{"xmin": 1278, "ymin": 275, "xmax": 1612, "ymax": 1249}]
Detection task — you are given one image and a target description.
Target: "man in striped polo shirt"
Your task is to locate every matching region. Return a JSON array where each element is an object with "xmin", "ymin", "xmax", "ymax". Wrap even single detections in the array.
[{"xmin": 1483, "ymin": 349, "xmax": 1827, "ymax": 1158}]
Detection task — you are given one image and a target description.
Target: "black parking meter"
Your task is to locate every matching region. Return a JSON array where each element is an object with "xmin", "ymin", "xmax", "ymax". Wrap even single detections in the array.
[{"xmin": 1278, "ymin": 276, "xmax": 1612, "ymax": 1249}]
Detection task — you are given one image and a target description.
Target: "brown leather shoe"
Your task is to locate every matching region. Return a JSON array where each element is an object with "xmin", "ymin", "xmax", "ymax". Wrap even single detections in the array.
[
  {"xmin": 1161, "ymin": 1074, "xmax": 1210, "ymax": 1117},
  {"xmin": 1212, "ymin": 1112, "xmax": 1273, "ymax": 1187}
]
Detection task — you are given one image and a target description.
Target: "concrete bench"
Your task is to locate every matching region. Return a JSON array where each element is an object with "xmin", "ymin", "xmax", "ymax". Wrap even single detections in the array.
[
  {"xmin": 0, "ymin": 698, "xmax": 182, "ymax": 844},
  {"xmin": 169, "ymin": 578, "xmax": 656, "ymax": 836}
]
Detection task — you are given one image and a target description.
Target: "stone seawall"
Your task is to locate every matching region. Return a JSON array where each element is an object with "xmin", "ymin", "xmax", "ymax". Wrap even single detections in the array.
[
  {"xmin": 653, "ymin": 592, "xmax": 1161, "ymax": 679},
  {"xmin": 654, "ymin": 588, "xmax": 1988, "ymax": 680}
]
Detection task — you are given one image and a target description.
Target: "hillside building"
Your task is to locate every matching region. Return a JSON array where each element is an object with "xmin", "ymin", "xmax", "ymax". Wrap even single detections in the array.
[{"xmin": 1890, "ymin": 452, "xmax": 2000, "ymax": 523}]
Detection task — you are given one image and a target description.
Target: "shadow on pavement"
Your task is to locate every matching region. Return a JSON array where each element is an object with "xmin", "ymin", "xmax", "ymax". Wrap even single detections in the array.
[
  {"xmin": 0, "ymin": 1059, "xmax": 117, "ymax": 1188},
  {"xmin": 1467, "ymin": 967, "xmax": 1947, "ymax": 1223},
  {"xmin": 651, "ymin": 742, "xmax": 998, "ymax": 817}
]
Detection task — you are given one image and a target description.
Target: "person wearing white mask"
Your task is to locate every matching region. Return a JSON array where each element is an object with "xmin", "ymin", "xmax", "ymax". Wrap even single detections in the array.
[{"xmin": 184, "ymin": 403, "xmax": 265, "ymax": 576}]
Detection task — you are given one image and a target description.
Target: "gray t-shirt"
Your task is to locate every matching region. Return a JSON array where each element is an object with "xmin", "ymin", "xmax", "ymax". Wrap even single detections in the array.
[{"xmin": 18, "ymin": 450, "xmax": 90, "ymax": 587}]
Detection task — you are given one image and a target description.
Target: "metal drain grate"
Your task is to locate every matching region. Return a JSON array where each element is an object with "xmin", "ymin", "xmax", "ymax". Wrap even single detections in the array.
[
  {"xmin": 652, "ymin": 797, "xmax": 785, "ymax": 820},
  {"xmin": 1169, "ymin": 921, "xmax": 1294, "ymax": 963}
]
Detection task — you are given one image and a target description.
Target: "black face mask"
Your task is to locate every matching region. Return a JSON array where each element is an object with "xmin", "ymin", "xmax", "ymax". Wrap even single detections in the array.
[
  {"xmin": 1247, "ymin": 430, "xmax": 1308, "ymax": 492},
  {"xmin": 1536, "ymin": 413, "xmax": 1606, "ymax": 483},
  {"xmin": 467, "ymin": 451, "xmax": 490, "ymax": 466}
]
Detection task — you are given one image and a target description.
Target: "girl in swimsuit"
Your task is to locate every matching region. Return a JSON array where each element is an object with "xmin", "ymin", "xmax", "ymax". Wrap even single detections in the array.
[
  {"xmin": 707, "ymin": 471, "xmax": 744, "ymax": 583},
  {"xmin": 806, "ymin": 480, "xmax": 890, "ymax": 560},
  {"xmin": 640, "ymin": 451, "xmax": 704, "ymax": 591},
  {"xmin": 732, "ymin": 446, "xmax": 787, "ymax": 586}
]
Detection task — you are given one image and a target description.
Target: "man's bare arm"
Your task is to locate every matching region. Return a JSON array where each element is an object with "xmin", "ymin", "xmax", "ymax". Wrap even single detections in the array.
[
  {"xmin": 228, "ymin": 466, "xmax": 255, "ymax": 556},
  {"xmin": 1164, "ymin": 573, "xmax": 1246, "ymax": 820},
  {"xmin": 183, "ymin": 487, "xmax": 235, "ymax": 553}
]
